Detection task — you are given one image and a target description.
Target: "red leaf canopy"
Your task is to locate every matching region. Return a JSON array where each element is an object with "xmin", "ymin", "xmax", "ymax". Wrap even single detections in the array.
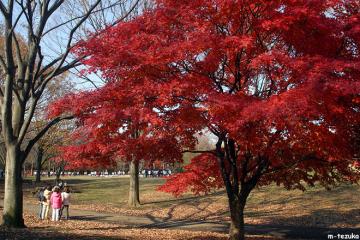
[{"xmin": 50, "ymin": 0, "xmax": 360, "ymax": 192}]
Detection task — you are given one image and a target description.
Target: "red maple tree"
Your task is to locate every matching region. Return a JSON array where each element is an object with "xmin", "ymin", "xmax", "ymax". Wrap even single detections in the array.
[
  {"xmin": 50, "ymin": 0, "xmax": 360, "ymax": 239},
  {"xmin": 49, "ymin": 82, "xmax": 193, "ymax": 206}
]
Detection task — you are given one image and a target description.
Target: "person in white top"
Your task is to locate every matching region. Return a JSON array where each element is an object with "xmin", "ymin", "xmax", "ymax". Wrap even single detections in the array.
[
  {"xmin": 60, "ymin": 186, "xmax": 71, "ymax": 220},
  {"xmin": 41, "ymin": 185, "xmax": 52, "ymax": 220}
]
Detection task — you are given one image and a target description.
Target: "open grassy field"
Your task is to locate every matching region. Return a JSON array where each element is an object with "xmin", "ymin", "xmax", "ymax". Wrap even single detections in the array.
[
  {"xmin": 19, "ymin": 176, "xmax": 360, "ymax": 228},
  {"xmin": 1, "ymin": 176, "xmax": 359, "ymax": 239}
]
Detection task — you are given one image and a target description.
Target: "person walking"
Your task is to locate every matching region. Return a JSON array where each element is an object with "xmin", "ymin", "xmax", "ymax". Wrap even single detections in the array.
[
  {"xmin": 41, "ymin": 185, "xmax": 52, "ymax": 220},
  {"xmin": 60, "ymin": 186, "xmax": 71, "ymax": 220},
  {"xmin": 50, "ymin": 186, "xmax": 62, "ymax": 221}
]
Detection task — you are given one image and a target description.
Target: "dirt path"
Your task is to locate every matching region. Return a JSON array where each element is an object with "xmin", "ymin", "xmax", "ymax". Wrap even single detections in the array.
[{"xmin": 3, "ymin": 201, "xmax": 354, "ymax": 240}]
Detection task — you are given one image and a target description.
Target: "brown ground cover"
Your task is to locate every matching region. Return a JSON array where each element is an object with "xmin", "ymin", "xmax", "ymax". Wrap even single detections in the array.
[
  {"xmin": 1, "ymin": 176, "xmax": 359, "ymax": 239},
  {"xmin": 0, "ymin": 214, "xmax": 282, "ymax": 240}
]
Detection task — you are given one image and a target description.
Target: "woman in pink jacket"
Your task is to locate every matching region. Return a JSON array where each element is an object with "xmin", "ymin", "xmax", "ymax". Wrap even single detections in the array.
[{"xmin": 50, "ymin": 186, "xmax": 62, "ymax": 221}]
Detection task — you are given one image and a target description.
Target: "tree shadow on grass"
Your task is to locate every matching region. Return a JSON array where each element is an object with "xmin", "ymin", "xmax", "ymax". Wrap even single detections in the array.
[
  {"xmin": 246, "ymin": 208, "xmax": 360, "ymax": 228},
  {"xmin": 140, "ymin": 192, "xmax": 228, "ymax": 226},
  {"xmin": 70, "ymin": 214, "xmax": 114, "ymax": 222},
  {"xmin": 137, "ymin": 195, "xmax": 230, "ymax": 233},
  {"xmin": 244, "ymin": 208, "xmax": 360, "ymax": 239},
  {"xmin": 141, "ymin": 190, "xmax": 226, "ymax": 206},
  {"xmin": 138, "ymin": 207, "xmax": 360, "ymax": 239}
]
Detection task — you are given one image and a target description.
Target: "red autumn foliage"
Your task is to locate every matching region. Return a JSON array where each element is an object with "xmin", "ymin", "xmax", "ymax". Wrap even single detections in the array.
[
  {"xmin": 48, "ymin": 83, "xmax": 193, "ymax": 169},
  {"xmin": 50, "ymin": 0, "xmax": 360, "ymax": 238},
  {"xmin": 158, "ymin": 154, "xmax": 223, "ymax": 197}
]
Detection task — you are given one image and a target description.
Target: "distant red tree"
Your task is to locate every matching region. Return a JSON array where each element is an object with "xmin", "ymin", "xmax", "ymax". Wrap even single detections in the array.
[
  {"xmin": 49, "ymin": 83, "xmax": 191, "ymax": 206},
  {"xmin": 50, "ymin": 0, "xmax": 360, "ymax": 239}
]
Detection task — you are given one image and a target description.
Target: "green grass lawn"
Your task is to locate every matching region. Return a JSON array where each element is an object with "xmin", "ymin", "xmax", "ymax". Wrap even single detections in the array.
[
  {"xmin": 21, "ymin": 175, "xmax": 360, "ymax": 228},
  {"xmin": 42, "ymin": 176, "xmax": 359, "ymax": 209},
  {"xmin": 0, "ymin": 175, "xmax": 355, "ymax": 240},
  {"xmin": 27, "ymin": 176, "xmax": 198, "ymax": 208}
]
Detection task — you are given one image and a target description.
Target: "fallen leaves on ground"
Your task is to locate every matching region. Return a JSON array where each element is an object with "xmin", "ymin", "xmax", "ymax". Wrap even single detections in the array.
[
  {"xmin": 65, "ymin": 203, "xmax": 360, "ymax": 228},
  {"xmin": 0, "ymin": 214, "xmax": 280, "ymax": 240},
  {"xmin": 72, "ymin": 201, "xmax": 229, "ymax": 221},
  {"xmin": 25, "ymin": 196, "xmax": 360, "ymax": 229}
]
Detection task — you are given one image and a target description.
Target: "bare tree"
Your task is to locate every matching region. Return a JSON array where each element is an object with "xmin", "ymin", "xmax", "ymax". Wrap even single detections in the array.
[
  {"xmin": 62, "ymin": 0, "xmax": 152, "ymax": 89},
  {"xmin": 0, "ymin": 0, "xmax": 141, "ymax": 228}
]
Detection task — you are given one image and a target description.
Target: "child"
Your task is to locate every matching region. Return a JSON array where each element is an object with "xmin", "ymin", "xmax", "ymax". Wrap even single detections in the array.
[
  {"xmin": 41, "ymin": 185, "xmax": 52, "ymax": 220},
  {"xmin": 50, "ymin": 186, "xmax": 62, "ymax": 221},
  {"xmin": 60, "ymin": 186, "xmax": 71, "ymax": 220}
]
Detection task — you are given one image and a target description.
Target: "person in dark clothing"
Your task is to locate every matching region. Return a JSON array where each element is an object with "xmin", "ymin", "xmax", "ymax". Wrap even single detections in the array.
[{"xmin": 36, "ymin": 187, "xmax": 46, "ymax": 219}]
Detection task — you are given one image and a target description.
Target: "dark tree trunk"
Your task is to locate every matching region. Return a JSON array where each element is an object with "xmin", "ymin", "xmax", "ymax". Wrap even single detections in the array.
[
  {"xmin": 128, "ymin": 159, "xmax": 140, "ymax": 207},
  {"xmin": 35, "ymin": 148, "xmax": 43, "ymax": 183},
  {"xmin": 228, "ymin": 197, "xmax": 246, "ymax": 240},
  {"xmin": 0, "ymin": 0, "xmax": 104, "ymax": 229},
  {"xmin": 1, "ymin": 144, "xmax": 25, "ymax": 228},
  {"xmin": 215, "ymin": 137, "xmax": 268, "ymax": 240},
  {"xmin": 55, "ymin": 167, "xmax": 62, "ymax": 185},
  {"xmin": 55, "ymin": 171, "xmax": 60, "ymax": 184}
]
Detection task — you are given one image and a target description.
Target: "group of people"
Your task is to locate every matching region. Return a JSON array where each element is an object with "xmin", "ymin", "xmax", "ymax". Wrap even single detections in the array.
[
  {"xmin": 37, "ymin": 184, "xmax": 71, "ymax": 221},
  {"xmin": 142, "ymin": 169, "xmax": 172, "ymax": 178}
]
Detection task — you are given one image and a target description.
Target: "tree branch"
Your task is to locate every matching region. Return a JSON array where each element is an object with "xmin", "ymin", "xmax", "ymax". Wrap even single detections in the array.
[
  {"xmin": 37, "ymin": 0, "xmax": 101, "ymax": 93},
  {"xmin": 15, "ymin": 0, "xmax": 36, "ymax": 41},
  {"xmin": 36, "ymin": 58, "xmax": 82, "ymax": 94},
  {"xmin": 42, "ymin": 0, "xmax": 133, "ymax": 36},
  {"xmin": 18, "ymin": 97, "xmax": 38, "ymax": 145},
  {"xmin": 9, "ymin": 2, "xmax": 25, "ymax": 35},
  {"xmin": 109, "ymin": 0, "xmax": 141, "ymax": 27},
  {"xmin": 0, "ymin": 2, "xmax": 8, "ymax": 16},
  {"xmin": 2, "ymin": 1, "xmax": 16, "ymax": 143},
  {"xmin": 71, "ymin": 66, "xmax": 100, "ymax": 89},
  {"xmin": 0, "ymin": 56, "xmax": 7, "ymax": 74},
  {"xmin": 23, "ymin": 115, "xmax": 74, "ymax": 163}
]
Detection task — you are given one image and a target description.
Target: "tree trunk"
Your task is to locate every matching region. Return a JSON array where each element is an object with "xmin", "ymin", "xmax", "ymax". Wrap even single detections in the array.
[
  {"xmin": 55, "ymin": 168, "xmax": 61, "ymax": 185},
  {"xmin": 229, "ymin": 198, "xmax": 246, "ymax": 240},
  {"xmin": 128, "ymin": 159, "xmax": 140, "ymax": 207},
  {"xmin": 1, "ymin": 144, "xmax": 25, "ymax": 228},
  {"xmin": 35, "ymin": 148, "xmax": 43, "ymax": 183}
]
